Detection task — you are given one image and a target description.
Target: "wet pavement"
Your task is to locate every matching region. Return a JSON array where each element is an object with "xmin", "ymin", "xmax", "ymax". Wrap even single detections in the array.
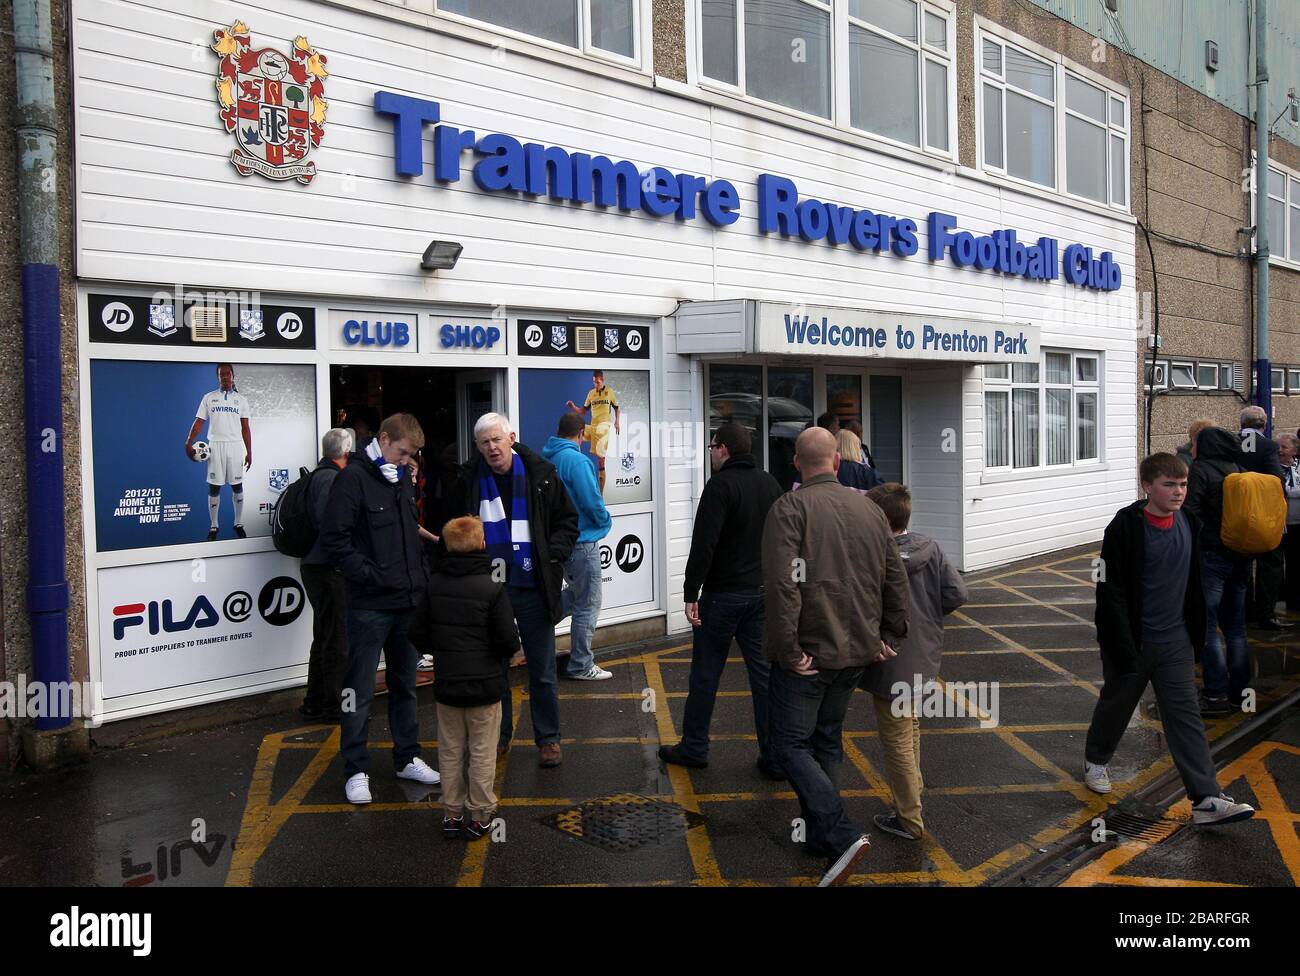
[{"xmin": 3, "ymin": 545, "xmax": 1299, "ymax": 887}]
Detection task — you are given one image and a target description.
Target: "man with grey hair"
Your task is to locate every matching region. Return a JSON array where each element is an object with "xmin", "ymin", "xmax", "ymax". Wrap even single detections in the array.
[
  {"xmin": 299, "ymin": 427, "xmax": 355, "ymax": 721},
  {"xmin": 1239, "ymin": 406, "xmax": 1291, "ymax": 630},
  {"xmin": 442, "ymin": 412, "xmax": 579, "ymax": 767}
]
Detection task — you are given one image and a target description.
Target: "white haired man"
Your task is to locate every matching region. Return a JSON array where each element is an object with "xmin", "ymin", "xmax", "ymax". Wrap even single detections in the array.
[
  {"xmin": 441, "ymin": 413, "xmax": 579, "ymax": 768},
  {"xmin": 299, "ymin": 427, "xmax": 354, "ymax": 721}
]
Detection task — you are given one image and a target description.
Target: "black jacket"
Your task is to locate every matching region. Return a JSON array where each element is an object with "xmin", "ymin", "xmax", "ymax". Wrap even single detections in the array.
[
  {"xmin": 302, "ymin": 457, "xmax": 344, "ymax": 567},
  {"xmin": 1185, "ymin": 427, "xmax": 1245, "ymax": 551},
  {"xmin": 320, "ymin": 450, "xmax": 428, "ymax": 610},
  {"xmin": 1095, "ymin": 500, "xmax": 1207, "ymax": 673},
  {"xmin": 1239, "ymin": 428, "xmax": 1285, "ymax": 482},
  {"xmin": 441, "ymin": 443, "xmax": 579, "ymax": 625},
  {"xmin": 684, "ymin": 454, "xmax": 783, "ymax": 602},
  {"xmin": 409, "ymin": 551, "xmax": 521, "ymax": 707}
]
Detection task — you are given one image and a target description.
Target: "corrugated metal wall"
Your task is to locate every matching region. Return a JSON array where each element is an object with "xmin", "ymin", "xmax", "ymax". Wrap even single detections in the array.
[{"xmin": 1026, "ymin": 0, "xmax": 1300, "ymax": 149}]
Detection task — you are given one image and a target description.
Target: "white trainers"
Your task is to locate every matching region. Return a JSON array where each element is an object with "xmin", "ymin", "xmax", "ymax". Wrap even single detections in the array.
[
  {"xmin": 345, "ymin": 772, "xmax": 372, "ymax": 805},
  {"xmin": 396, "ymin": 756, "xmax": 441, "ymax": 785},
  {"xmin": 818, "ymin": 835, "xmax": 871, "ymax": 887},
  {"xmin": 1084, "ymin": 761, "xmax": 1112, "ymax": 794},
  {"xmin": 1192, "ymin": 793, "xmax": 1255, "ymax": 825},
  {"xmin": 569, "ymin": 665, "xmax": 613, "ymax": 681},
  {"xmin": 417, "ymin": 654, "xmax": 435, "ymax": 672}
]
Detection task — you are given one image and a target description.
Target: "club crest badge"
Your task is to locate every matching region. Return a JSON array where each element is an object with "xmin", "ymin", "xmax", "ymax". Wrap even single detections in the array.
[
  {"xmin": 269, "ymin": 468, "xmax": 290, "ymax": 493},
  {"xmin": 620, "ymin": 452, "xmax": 636, "ymax": 472},
  {"xmin": 212, "ymin": 22, "xmax": 328, "ymax": 185}
]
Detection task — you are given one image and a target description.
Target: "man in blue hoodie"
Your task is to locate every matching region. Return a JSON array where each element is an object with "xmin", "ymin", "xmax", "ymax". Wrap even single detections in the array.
[{"xmin": 543, "ymin": 412, "xmax": 614, "ymax": 680}]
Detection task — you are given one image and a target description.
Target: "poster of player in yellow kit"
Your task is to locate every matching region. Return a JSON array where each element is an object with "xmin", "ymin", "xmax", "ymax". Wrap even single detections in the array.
[
  {"xmin": 518, "ymin": 368, "xmax": 652, "ymax": 506},
  {"xmin": 566, "ymin": 370, "xmax": 620, "ymax": 494}
]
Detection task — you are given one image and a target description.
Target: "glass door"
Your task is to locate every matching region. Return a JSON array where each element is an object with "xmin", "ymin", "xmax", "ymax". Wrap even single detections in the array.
[{"xmin": 456, "ymin": 369, "xmax": 501, "ymax": 464}]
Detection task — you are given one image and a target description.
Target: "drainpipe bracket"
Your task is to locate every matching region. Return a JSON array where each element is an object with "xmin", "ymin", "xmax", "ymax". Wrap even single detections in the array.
[{"xmin": 27, "ymin": 580, "xmax": 69, "ymax": 614}]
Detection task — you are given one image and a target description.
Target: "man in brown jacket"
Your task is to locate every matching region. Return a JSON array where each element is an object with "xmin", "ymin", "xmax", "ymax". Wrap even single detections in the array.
[{"xmin": 762, "ymin": 427, "xmax": 910, "ymax": 886}]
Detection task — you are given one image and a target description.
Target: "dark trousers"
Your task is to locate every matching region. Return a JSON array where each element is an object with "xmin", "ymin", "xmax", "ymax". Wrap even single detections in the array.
[
  {"xmin": 301, "ymin": 564, "xmax": 347, "ymax": 715},
  {"xmin": 500, "ymin": 586, "xmax": 561, "ymax": 747},
  {"xmin": 1201, "ymin": 546, "xmax": 1251, "ymax": 701},
  {"xmin": 769, "ymin": 664, "xmax": 866, "ymax": 859},
  {"xmin": 340, "ymin": 608, "xmax": 422, "ymax": 777},
  {"xmin": 1284, "ymin": 527, "xmax": 1300, "ymax": 611},
  {"xmin": 1251, "ymin": 546, "xmax": 1285, "ymax": 621},
  {"xmin": 1085, "ymin": 637, "xmax": 1220, "ymax": 802},
  {"xmin": 679, "ymin": 589, "xmax": 774, "ymax": 766}
]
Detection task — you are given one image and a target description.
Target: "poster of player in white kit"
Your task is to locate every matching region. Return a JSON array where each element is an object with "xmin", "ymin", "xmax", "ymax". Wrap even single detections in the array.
[{"xmin": 90, "ymin": 360, "xmax": 316, "ymax": 551}]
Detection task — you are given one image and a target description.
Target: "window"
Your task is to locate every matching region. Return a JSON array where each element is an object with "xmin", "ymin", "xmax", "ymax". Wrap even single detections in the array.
[
  {"xmin": 1220, "ymin": 363, "xmax": 1235, "ymax": 390},
  {"xmin": 979, "ymin": 25, "xmax": 1128, "ymax": 208},
  {"xmin": 1196, "ymin": 363, "xmax": 1219, "ymax": 389},
  {"xmin": 438, "ymin": 0, "xmax": 639, "ymax": 63},
  {"xmin": 1169, "ymin": 362, "xmax": 1196, "ymax": 390},
  {"xmin": 1288, "ymin": 368, "xmax": 1300, "ymax": 393},
  {"xmin": 700, "ymin": 1, "xmax": 955, "ymax": 155},
  {"xmin": 985, "ymin": 350, "xmax": 1101, "ymax": 468},
  {"xmin": 1272, "ymin": 367, "xmax": 1285, "ymax": 394},
  {"xmin": 1261, "ymin": 163, "xmax": 1300, "ymax": 267}
]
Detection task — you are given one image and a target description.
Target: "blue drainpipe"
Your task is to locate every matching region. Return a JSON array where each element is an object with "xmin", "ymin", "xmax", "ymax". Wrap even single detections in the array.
[{"xmin": 14, "ymin": 0, "xmax": 71, "ymax": 730}]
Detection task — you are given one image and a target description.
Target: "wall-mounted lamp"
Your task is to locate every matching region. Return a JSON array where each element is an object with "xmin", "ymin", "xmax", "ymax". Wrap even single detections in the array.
[{"xmin": 421, "ymin": 240, "xmax": 463, "ymax": 271}]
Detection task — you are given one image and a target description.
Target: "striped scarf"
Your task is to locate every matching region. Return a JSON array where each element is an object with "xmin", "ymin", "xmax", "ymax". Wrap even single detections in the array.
[{"xmin": 478, "ymin": 453, "xmax": 534, "ymax": 588}]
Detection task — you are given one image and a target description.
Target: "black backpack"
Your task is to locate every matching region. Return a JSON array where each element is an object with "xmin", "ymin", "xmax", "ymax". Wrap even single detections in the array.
[{"xmin": 272, "ymin": 466, "xmax": 325, "ymax": 558}]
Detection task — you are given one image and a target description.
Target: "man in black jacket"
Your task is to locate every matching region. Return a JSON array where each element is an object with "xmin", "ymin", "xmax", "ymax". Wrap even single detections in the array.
[
  {"xmin": 298, "ymin": 427, "xmax": 353, "ymax": 722},
  {"xmin": 441, "ymin": 413, "xmax": 579, "ymax": 768},
  {"xmin": 321, "ymin": 413, "xmax": 438, "ymax": 804},
  {"xmin": 660, "ymin": 423, "xmax": 785, "ymax": 777},
  {"xmin": 1184, "ymin": 426, "xmax": 1253, "ymax": 713},
  {"xmin": 1239, "ymin": 406, "xmax": 1293, "ymax": 631},
  {"xmin": 1084, "ymin": 453, "xmax": 1253, "ymax": 825}
]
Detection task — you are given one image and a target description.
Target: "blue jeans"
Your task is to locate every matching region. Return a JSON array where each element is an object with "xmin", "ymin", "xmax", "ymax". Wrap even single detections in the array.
[
  {"xmin": 679, "ymin": 589, "xmax": 774, "ymax": 766},
  {"xmin": 340, "ymin": 608, "xmax": 422, "ymax": 777},
  {"xmin": 562, "ymin": 542, "xmax": 604, "ymax": 676},
  {"xmin": 500, "ymin": 586, "xmax": 561, "ymax": 747},
  {"xmin": 1201, "ymin": 547, "xmax": 1251, "ymax": 701},
  {"xmin": 769, "ymin": 664, "xmax": 866, "ymax": 859}
]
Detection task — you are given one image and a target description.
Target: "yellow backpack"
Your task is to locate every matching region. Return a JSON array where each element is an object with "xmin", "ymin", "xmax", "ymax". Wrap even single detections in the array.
[{"xmin": 1220, "ymin": 471, "xmax": 1286, "ymax": 553}]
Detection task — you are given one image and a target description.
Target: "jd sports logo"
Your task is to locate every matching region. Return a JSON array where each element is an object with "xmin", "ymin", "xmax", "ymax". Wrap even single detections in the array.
[
  {"xmin": 102, "ymin": 302, "xmax": 134, "ymax": 333},
  {"xmin": 276, "ymin": 312, "xmax": 304, "ymax": 339},
  {"xmin": 615, "ymin": 535, "xmax": 644, "ymax": 574},
  {"xmin": 524, "ymin": 324, "xmax": 544, "ymax": 349},
  {"xmin": 258, "ymin": 576, "xmax": 305, "ymax": 627}
]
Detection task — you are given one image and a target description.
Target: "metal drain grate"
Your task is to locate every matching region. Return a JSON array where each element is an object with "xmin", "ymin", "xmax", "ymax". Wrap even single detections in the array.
[
  {"xmin": 541, "ymin": 793, "xmax": 706, "ymax": 852},
  {"xmin": 1101, "ymin": 800, "xmax": 1184, "ymax": 843}
]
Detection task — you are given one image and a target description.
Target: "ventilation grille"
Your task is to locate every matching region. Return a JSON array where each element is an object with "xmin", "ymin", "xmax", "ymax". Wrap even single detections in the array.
[
  {"xmin": 189, "ymin": 306, "xmax": 228, "ymax": 342},
  {"xmin": 574, "ymin": 326, "xmax": 598, "ymax": 355}
]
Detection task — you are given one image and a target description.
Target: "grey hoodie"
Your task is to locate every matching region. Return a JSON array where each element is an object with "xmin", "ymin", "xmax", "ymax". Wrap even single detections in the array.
[{"xmin": 859, "ymin": 531, "xmax": 968, "ymax": 698}]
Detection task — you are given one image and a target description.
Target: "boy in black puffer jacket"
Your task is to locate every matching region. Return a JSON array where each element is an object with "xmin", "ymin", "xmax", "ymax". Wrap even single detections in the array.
[{"xmin": 410, "ymin": 517, "xmax": 520, "ymax": 840}]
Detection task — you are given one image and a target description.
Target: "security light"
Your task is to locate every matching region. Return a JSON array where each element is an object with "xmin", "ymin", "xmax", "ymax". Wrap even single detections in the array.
[{"xmin": 421, "ymin": 240, "xmax": 463, "ymax": 271}]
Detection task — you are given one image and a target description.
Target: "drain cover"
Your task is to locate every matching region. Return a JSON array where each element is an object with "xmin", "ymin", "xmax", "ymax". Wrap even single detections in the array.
[
  {"xmin": 1101, "ymin": 799, "xmax": 1184, "ymax": 843},
  {"xmin": 541, "ymin": 793, "xmax": 706, "ymax": 852}
]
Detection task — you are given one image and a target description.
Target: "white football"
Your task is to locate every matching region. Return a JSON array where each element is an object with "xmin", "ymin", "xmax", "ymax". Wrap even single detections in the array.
[{"xmin": 192, "ymin": 440, "xmax": 211, "ymax": 462}]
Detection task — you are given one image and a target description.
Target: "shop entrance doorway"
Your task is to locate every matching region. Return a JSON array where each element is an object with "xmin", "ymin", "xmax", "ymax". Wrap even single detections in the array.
[{"xmin": 329, "ymin": 363, "xmax": 502, "ymax": 527}]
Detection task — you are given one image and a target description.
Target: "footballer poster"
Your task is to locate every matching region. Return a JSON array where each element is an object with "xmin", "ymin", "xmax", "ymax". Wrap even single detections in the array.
[
  {"xmin": 518, "ymin": 368, "xmax": 652, "ymax": 505},
  {"xmin": 90, "ymin": 360, "xmax": 317, "ymax": 552}
]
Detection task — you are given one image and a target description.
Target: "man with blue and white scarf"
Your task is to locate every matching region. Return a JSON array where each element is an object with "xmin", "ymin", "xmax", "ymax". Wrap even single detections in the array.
[{"xmin": 443, "ymin": 413, "xmax": 579, "ymax": 768}]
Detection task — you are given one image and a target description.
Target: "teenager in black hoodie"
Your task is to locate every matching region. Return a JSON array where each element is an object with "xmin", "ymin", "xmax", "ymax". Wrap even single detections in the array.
[
  {"xmin": 1084, "ymin": 453, "xmax": 1253, "ymax": 825},
  {"xmin": 410, "ymin": 516, "xmax": 520, "ymax": 840}
]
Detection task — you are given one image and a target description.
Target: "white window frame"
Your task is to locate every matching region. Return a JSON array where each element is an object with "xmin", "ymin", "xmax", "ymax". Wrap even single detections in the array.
[
  {"xmin": 983, "ymin": 349, "xmax": 1103, "ymax": 472},
  {"xmin": 1195, "ymin": 362, "xmax": 1220, "ymax": 390},
  {"xmin": 1271, "ymin": 367, "xmax": 1286, "ymax": 395},
  {"xmin": 431, "ymin": 0, "xmax": 653, "ymax": 73},
  {"xmin": 694, "ymin": 0, "xmax": 958, "ymax": 161},
  {"xmin": 1287, "ymin": 367, "xmax": 1300, "ymax": 394},
  {"xmin": 1169, "ymin": 361, "xmax": 1196, "ymax": 390},
  {"xmin": 975, "ymin": 19, "xmax": 1130, "ymax": 212},
  {"xmin": 1257, "ymin": 159, "xmax": 1300, "ymax": 270}
]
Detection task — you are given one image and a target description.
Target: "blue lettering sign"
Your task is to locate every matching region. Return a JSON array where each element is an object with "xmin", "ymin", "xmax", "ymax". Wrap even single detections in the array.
[
  {"xmin": 439, "ymin": 323, "xmax": 502, "ymax": 350},
  {"xmin": 373, "ymin": 92, "xmax": 1123, "ymax": 292},
  {"xmin": 343, "ymin": 320, "xmax": 411, "ymax": 348}
]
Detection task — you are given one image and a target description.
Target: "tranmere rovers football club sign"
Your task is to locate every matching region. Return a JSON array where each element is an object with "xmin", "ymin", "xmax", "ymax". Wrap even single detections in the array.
[{"xmin": 211, "ymin": 21, "xmax": 328, "ymax": 185}]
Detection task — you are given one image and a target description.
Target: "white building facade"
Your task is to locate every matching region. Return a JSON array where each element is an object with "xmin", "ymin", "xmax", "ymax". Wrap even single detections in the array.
[{"xmin": 71, "ymin": 0, "xmax": 1137, "ymax": 721}]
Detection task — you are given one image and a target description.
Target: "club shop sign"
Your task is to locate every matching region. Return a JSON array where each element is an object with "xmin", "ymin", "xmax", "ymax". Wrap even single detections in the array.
[{"xmin": 372, "ymin": 93, "xmax": 1123, "ymax": 293}]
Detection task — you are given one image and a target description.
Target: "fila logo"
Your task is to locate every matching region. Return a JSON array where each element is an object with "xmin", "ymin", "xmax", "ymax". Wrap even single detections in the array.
[{"xmin": 112, "ymin": 598, "xmax": 219, "ymax": 640}]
